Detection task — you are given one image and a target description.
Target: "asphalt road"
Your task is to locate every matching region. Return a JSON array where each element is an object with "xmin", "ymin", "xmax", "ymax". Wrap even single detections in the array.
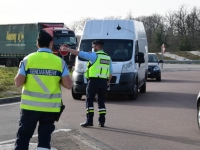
[{"xmin": 0, "ymin": 64, "xmax": 200, "ymax": 150}]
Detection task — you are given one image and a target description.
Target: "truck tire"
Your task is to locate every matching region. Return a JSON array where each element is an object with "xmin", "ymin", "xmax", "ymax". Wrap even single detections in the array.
[
  {"xmin": 128, "ymin": 80, "xmax": 138, "ymax": 100},
  {"xmin": 140, "ymin": 80, "xmax": 146, "ymax": 93},
  {"xmin": 71, "ymin": 87, "xmax": 82, "ymax": 100},
  {"xmin": 5, "ymin": 59, "xmax": 12, "ymax": 67},
  {"xmin": 197, "ymin": 101, "xmax": 200, "ymax": 130},
  {"xmin": 12, "ymin": 58, "xmax": 19, "ymax": 67}
]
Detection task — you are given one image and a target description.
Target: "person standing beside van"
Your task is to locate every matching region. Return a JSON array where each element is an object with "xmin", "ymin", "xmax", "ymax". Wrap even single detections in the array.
[
  {"xmin": 60, "ymin": 40, "xmax": 113, "ymax": 127},
  {"xmin": 14, "ymin": 30, "xmax": 73, "ymax": 150}
]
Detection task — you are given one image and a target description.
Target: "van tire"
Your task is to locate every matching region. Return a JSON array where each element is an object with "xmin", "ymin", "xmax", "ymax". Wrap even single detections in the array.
[
  {"xmin": 197, "ymin": 100, "xmax": 200, "ymax": 130},
  {"xmin": 128, "ymin": 81, "xmax": 138, "ymax": 100},
  {"xmin": 140, "ymin": 80, "xmax": 146, "ymax": 93},
  {"xmin": 71, "ymin": 87, "xmax": 82, "ymax": 100}
]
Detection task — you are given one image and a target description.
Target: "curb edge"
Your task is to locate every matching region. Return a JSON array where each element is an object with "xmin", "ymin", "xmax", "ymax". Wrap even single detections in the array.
[{"xmin": 0, "ymin": 96, "xmax": 21, "ymax": 104}]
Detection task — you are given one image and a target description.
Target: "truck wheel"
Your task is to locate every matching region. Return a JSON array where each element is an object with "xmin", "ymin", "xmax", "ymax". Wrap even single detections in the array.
[
  {"xmin": 13, "ymin": 58, "xmax": 19, "ymax": 67},
  {"xmin": 156, "ymin": 73, "xmax": 161, "ymax": 81},
  {"xmin": 197, "ymin": 101, "xmax": 200, "ymax": 130},
  {"xmin": 5, "ymin": 59, "xmax": 12, "ymax": 67},
  {"xmin": 71, "ymin": 87, "xmax": 82, "ymax": 100},
  {"xmin": 128, "ymin": 81, "xmax": 138, "ymax": 100},
  {"xmin": 140, "ymin": 80, "xmax": 146, "ymax": 93}
]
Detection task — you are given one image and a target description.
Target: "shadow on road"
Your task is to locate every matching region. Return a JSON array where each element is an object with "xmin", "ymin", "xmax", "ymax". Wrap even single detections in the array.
[
  {"xmin": 101, "ymin": 91, "xmax": 197, "ymax": 110},
  {"xmin": 89, "ymin": 126, "xmax": 200, "ymax": 147}
]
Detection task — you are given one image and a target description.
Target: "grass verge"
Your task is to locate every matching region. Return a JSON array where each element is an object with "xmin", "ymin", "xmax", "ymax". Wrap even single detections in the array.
[
  {"xmin": 170, "ymin": 51, "xmax": 200, "ymax": 60},
  {"xmin": 0, "ymin": 67, "xmax": 21, "ymax": 98}
]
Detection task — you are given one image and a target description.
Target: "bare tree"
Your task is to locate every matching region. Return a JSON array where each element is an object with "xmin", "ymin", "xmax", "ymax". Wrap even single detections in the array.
[
  {"xmin": 68, "ymin": 21, "xmax": 79, "ymax": 33},
  {"xmin": 104, "ymin": 16, "xmax": 122, "ymax": 19},
  {"xmin": 78, "ymin": 17, "xmax": 95, "ymax": 31},
  {"xmin": 126, "ymin": 11, "xmax": 134, "ymax": 20}
]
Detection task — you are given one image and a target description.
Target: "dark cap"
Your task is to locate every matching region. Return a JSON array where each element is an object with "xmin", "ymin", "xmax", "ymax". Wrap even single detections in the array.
[
  {"xmin": 92, "ymin": 40, "xmax": 104, "ymax": 45},
  {"xmin": 38, "ymin": 30, "xmax": 53, "ymax": 41}
]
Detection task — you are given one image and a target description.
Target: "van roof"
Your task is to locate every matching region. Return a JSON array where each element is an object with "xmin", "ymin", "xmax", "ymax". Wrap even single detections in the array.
[{"xmin": 82, "ymin": 19, "xmax": 147, "ymax": 40}]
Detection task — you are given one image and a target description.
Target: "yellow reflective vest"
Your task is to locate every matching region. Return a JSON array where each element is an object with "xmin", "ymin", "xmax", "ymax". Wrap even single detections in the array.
[
  {"xmin": 21, "ymin": 51, "xmax": 65, "ymax": 112},
  {"xmin": 84, "ymin": 51, "xmax": 111, "ymax": 79}
]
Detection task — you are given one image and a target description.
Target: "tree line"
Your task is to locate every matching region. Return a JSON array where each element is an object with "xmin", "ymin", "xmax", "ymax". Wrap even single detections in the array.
[{"xmin": 68, "ymin": 5, "xmax": 200, "ymax": 52}]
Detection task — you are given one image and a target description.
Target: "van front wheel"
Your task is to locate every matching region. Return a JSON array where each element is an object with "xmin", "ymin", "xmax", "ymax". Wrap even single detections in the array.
[
  {"xmin": 140, "ymin": 80, "xmax": 146, "ymax": 93},
  {"xmin": 71, "ymin": 87, "xmax": 82, "ymax": 100},
  {"xmin": 128, "ymin": 81, "xmax": 138, "ymax": 100}
]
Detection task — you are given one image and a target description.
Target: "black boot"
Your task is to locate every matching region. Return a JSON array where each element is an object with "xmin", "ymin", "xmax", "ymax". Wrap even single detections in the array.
[
  {"xmin": 98, "ymin": 114, "xmax": 105, "ymax": 127},
  {"xmin": 80, "ymin": 113, "xmax": 94, "ymax": 127}
]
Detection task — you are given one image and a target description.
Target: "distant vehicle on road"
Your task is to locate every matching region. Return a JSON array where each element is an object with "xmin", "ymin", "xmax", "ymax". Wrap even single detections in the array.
[
  {"xmin": 197, "ymin": 92, "xmax": 200, "ymax": 130},
  {"xmin": 148, "ymin": 53, "xmax": 163, "ymax": 81}
]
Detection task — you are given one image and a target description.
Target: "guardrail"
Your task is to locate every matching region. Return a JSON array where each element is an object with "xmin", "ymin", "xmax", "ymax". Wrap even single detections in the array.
[{"xmin": 163, "ymin": 60, "xmax": 200, "ymax": 64}]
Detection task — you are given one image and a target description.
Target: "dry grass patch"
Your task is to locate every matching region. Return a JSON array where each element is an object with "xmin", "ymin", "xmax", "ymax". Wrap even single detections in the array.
[{"xmin": 0, "ymin": 67, "xmax": 21, "ymax": 98}]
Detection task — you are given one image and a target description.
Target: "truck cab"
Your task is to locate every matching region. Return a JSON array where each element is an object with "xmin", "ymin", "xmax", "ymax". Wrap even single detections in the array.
[{"xmin": 39, "ymin": 23, "xmax": 77, "ymax": 69}]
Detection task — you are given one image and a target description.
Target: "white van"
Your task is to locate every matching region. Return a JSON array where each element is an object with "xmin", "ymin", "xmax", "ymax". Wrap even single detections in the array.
[{"xmin": 72, "ymin": 19, "xmax": 148, "ymax": 100}]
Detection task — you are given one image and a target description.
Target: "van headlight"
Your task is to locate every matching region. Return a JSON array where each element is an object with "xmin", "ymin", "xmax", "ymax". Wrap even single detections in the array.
[
  {"xmin": 153, "ymin": 66, "xmax": 160, "ymax": 71},
  {"xmin": 75, "ymin": 61, "xmax": 84, "ymax": 73},
  {"xmin": 122, "ymin": 61, "xmax": 133, "ymax": 72}
]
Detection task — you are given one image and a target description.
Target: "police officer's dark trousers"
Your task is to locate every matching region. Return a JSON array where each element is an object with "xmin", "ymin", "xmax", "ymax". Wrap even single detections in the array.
[
  {"xmin": 86, "ymin": 78, "xmax": 107, "ymax": 124},
  {"xmin": 14, "ymin": 109, "xmax": 56, "ymax": 150}
]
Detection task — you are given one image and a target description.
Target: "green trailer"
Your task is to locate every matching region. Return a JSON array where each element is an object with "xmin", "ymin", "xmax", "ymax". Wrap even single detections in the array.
[{"xmin": 0, "ymin": 23, "xmax": 77, "ymax": 67}]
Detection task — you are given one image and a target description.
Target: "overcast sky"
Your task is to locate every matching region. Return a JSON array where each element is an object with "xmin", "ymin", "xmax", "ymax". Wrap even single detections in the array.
[{"xmin": 0, "ymin": 0, "xmax": 199, "ymax": 26}]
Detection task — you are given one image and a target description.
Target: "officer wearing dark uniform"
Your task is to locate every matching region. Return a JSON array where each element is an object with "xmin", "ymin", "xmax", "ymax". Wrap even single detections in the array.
[
  {"xmin": 14, "ymin": 30, "xmax": 72, "ymax": 150},
  {"xmin": 60, "ymin": 40, "xmax": 113, "ymax": 127}
]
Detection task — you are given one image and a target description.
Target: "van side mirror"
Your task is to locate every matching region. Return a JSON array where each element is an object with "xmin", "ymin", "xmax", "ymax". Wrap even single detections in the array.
[
  {"xmin": 159, "ymin": 60, "xmax": 163, "ymax": 63},
  {"xmin": 135, "ymin": 52, "xmax": 145, "ymax": 63}
]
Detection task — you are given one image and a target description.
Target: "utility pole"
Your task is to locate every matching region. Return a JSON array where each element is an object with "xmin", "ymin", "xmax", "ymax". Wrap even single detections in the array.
[{"xmin": 161, "ymin": 44, "xmax": 165, "ymax": 69}]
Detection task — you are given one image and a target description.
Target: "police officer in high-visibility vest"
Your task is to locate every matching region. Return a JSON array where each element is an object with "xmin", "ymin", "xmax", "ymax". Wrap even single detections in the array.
[
  {"xmin": 14, "ymin": 30, "xmax": 73, "ymax": 150},
  {"xmin": 60, "ymin": 40, "xmax": 113, "ymax": 127}
]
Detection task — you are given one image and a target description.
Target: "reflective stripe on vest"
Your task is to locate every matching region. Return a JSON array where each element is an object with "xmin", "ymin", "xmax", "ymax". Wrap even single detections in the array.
[
  {"xmin": 84, "ymin": 51, "xmax": 110, "ymax": 79},
  {"xmin": 21, "ymin": 52, "xmax": 64, "ymax": 112}
]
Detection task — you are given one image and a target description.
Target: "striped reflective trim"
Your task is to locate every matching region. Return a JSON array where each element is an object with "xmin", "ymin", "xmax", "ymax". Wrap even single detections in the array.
[
  {"xmin": 98, "ymin": 55, "xmax": 110, "ymax": 59},
  {"xmin": 98, "ymin": 108, "xmax": 106, "ymax": 111},
  {"xmin": 86, "ymin": 107, "xmax": 94, "ymax": 110},
  {"xmin": 98, "ymin": 111, "xmax": 106, "ymax": 114},
  {"xmin": 87, "ymin": 110, "xmax": 94, "ymax": 113},
  {"xmin": 33, "ymin": 75, "xmax": 50, "ymax": 93},
  {"xmin": 23, "ymin": 90, "xmax": 61, "ymax": 99},
  {"xmin": 21, "ymin": 99, "xmax": 61, "ymax": 108}
]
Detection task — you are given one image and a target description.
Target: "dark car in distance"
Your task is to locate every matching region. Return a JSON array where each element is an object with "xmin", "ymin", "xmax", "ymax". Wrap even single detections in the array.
[{"xmin": 148, "ymin": 53, "xmax": 163, "ymax": 81}]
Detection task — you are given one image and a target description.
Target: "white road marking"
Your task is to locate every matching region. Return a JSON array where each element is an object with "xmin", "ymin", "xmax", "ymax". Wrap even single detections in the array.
[
  {"xmin": 0, "ymin": 129, "xmax": 71, "ymax": 145},
  {"xmin": 0, "ymin": 102, "xmax": 20, "ymax": 107}
]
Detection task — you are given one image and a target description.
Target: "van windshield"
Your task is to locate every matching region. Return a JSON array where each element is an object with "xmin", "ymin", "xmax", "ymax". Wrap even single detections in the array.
[{"xmin": 78, "ymin": 39, "xmax": 133, "ymax": 62}]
